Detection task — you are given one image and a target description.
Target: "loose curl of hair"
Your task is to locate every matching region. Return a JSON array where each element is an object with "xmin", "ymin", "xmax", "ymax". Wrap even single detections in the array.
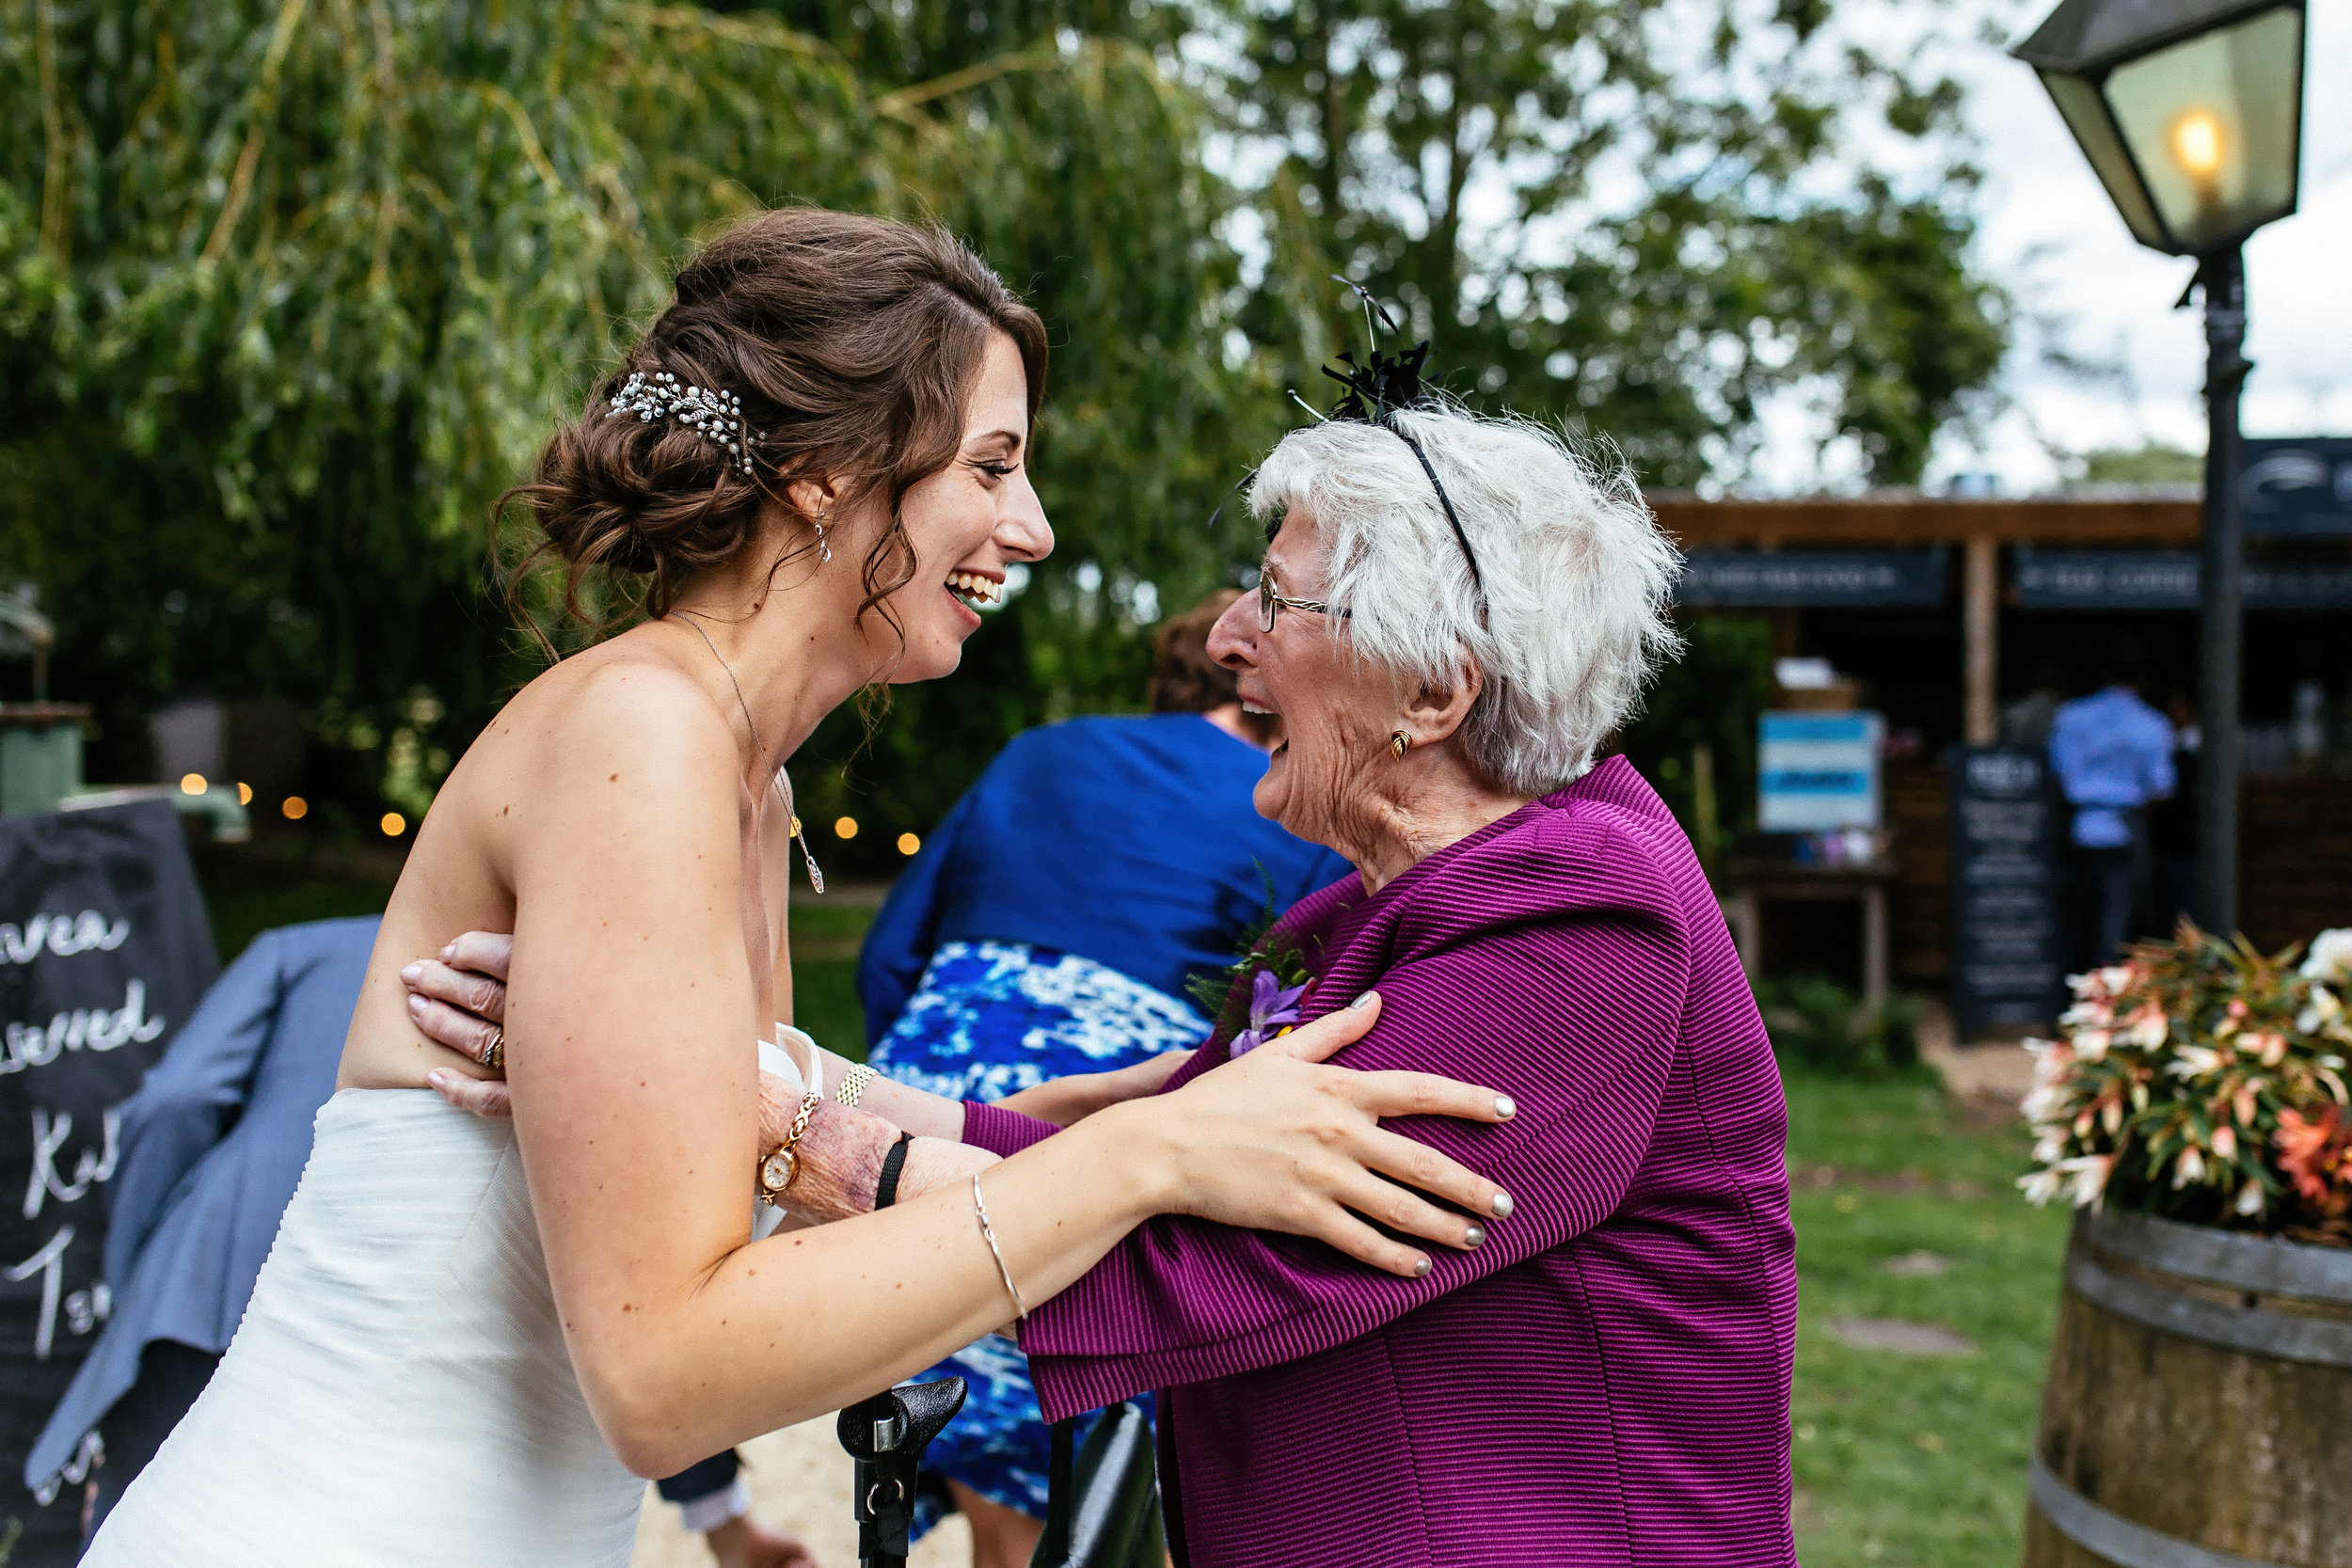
[{"xmin": 499, "ymin": 208, "xmax": 1048, "ymax": 659}]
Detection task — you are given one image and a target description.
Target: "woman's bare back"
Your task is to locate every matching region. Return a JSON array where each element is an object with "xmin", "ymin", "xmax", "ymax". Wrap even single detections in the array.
[{"xmin": 337, "ymin": 633, "xmax": 792, "ymax": 1093}]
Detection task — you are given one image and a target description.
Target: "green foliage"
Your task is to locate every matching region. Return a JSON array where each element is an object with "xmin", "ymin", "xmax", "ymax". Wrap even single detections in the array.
[
  {"xmin": 1, "ymin": 0, "xmax": 1265, "ymax": 818},
  {"xmin": 1758, "ymin": 974, "xmax": 1922, "ymax": 1077},
  {"xmin": 1615, "ymin": 612, "xmax": 1772, "ymax": 849},
  {"xmin": 1200, "ymin": 0, "xmax": 2010, "ymax": 488},
  {"xmin": 3, "ymin": 0, "xmax": 2011, "ymax": 842},
  {"xmin": 2067, "ymin": 441, "xmax": 2204, "ymax": 487}
]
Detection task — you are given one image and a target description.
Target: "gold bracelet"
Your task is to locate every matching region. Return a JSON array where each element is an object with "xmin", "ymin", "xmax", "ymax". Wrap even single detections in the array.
[
  {"xmin": 757, "ymin": 1092, "xmax": 822, "ymax": 1207},
  {"xmin": 972, "ymin": 1172, "xmax": 1026, "ymax": 1320},
  {"xmin": 834, "ymin": 1062, "xmax": 877, "ymax": 1111}
]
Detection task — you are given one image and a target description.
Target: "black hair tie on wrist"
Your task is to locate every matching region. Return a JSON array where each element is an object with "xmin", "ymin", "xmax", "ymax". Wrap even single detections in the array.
[{"xmin": 875, "ymin": 1132, "xmax": 915, "ymax": 1210}]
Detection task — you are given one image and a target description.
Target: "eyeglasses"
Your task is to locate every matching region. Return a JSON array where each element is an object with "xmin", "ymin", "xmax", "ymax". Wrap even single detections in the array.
[{"xmin": 1258, "ymin": 570, "xmax": 1351, "ymax": 633}]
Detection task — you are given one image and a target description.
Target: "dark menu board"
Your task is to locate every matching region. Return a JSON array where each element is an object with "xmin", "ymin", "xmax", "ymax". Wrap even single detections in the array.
[
  {"xmin": 1952, "ymin": 748, "xmax": 2062, "ymax": 1032},
  {"xmin": 0, "ymin": 802, "xmax": 215, "ymax": 1561}
]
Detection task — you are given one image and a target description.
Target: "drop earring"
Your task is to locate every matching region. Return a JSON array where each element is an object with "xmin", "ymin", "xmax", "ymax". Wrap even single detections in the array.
[
  {"xmin": 1391, "ymin": 730, "xmax": 1412, "ymax": 758},
  {"xmin": 813, "ymin": 513, "xmax": 833, "ymax": 564}
]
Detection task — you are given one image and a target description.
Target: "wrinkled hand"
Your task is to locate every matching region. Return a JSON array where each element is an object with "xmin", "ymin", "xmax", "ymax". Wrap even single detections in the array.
[
  {"xmin": 1140, "ymin": 992, "xmax": 1518, "ymax": 1278},
  {"xmin": 404, "ymin": 931, "xmax": 513, "ymax": 1118},
  {"xmin": 706, "ymin": 1513, "xmax": 817, "ymax": 1568}
]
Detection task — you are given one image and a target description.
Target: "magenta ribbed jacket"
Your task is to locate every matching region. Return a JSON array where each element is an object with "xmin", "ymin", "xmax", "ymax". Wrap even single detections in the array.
[{"xmin": 961, "ymin": 756, "xmax": 1796, "ymax": 1566}]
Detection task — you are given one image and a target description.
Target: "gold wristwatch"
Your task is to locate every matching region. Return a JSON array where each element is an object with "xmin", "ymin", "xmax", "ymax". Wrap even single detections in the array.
[{"xmin": 758, "ymin": 1092, "xmax": 822, "ymax": 1207}]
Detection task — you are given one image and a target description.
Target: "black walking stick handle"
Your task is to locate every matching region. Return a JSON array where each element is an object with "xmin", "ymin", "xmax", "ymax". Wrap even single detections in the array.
[{"xmin": 839, "ymin": 1378, "xmax": 968, "ymax": 1568}]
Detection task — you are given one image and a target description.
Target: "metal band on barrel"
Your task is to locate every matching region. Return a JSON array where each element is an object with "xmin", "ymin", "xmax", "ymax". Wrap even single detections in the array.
[
  {"xmin": 2066, "ymin": 1249, "xmax": 2352, "ymax": 1368},
  {"xmin": 2029, "ymin": 1455, "xmax": 2283, "ymax": 1568}
]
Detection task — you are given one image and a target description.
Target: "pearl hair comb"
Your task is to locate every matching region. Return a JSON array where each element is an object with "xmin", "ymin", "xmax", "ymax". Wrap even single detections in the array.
[{"xmin": 608, "ymin": 371, "xmax": 755, "ymax": 476}]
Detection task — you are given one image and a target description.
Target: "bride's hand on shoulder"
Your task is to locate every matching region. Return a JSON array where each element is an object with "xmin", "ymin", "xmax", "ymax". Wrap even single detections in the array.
[{"xmin": 1102, "ymin": 991, "xmax": 1517, "ymax": 1278}]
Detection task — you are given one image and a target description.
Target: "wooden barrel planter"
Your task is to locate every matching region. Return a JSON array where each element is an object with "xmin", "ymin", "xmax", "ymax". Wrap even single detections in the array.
[{"xmin": 2024, "ymin": 1208, "xmax": 2352, "ymax": 1568}]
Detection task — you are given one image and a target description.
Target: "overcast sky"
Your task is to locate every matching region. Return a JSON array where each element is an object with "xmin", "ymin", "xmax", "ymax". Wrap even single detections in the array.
[{"xmin": 1761, "ymin": 0, "xmax": 2352, "ymax": 496}]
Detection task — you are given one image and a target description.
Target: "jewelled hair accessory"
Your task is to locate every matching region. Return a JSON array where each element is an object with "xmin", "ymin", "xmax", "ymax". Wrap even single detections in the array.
[
  {"xmin": 1317, "ymin": 283, "xmax": 1486, "ymax": 604},
  {"xmin": 609, "ymin": 371, "xmax": 755, "ymax": 477}
]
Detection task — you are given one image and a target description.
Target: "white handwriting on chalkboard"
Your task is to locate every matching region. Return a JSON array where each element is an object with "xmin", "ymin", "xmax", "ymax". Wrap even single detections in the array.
[
  {"xmin": 22, "ymin": 1107, "xmax": 120, "ymax": 1220},
  {"xmin": 2, "ymin": 1227, "xmax": 112, "ymax": 1361},
  {"xmin": 0, "ymin": 911, "xmax": 132, "ymax": 966},
  {"xmin": 7, "ymin": 1225, "xmax": 72, "ymax": 1357},
  {"xmin": 0, "ymin": 978, "xmax": 167, "ymax": 1072}
]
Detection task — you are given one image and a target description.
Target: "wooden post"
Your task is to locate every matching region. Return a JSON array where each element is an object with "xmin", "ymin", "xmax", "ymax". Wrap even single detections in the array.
[{"xmin": 1963, "ymin": 536, "xmax": 1999, "ymax": 747}]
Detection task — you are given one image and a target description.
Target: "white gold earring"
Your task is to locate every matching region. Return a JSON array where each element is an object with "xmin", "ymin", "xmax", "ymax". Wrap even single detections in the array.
[{"xmin": 814, "ymin": 513, "xmax": 833, "ymax": 563}]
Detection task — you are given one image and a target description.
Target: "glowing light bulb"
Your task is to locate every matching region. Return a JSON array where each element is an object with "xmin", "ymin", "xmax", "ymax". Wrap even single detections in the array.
[
  {"xmin": 897, "ymin": 832, "xmax": 921, "ymax": 856},
  {"xmin": 380, "ymin": 812, "xmax": 406, "ymax": 837},
  {"xmin": 2170, "ymin": 109, "xmax": 2223, "ymax": 178},
  {"xmin": 281, "ymin": 796, "xmax": 309, "ymax": 820},
  {"xmin": 180, "ymin": 773, "xmax": 207, "ymax": 796},
  {"xmin": 834, "ymin": 816, "xmax": 859, "ymax": 840}
]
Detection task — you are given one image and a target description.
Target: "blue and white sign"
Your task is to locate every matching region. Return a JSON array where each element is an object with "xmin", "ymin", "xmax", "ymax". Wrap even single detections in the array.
[{"xmin": 1758, "ymin": 711, "xmax": 1883, "ymax": 832}]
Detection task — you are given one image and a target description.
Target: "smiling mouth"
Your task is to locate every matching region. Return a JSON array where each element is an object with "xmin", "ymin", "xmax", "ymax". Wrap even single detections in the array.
[{"xmin": 947, "ymin": 571, "xmax": 1003, "ymax": 610}]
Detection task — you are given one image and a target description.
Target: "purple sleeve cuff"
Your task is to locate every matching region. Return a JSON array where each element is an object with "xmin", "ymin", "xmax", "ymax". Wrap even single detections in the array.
[{"xmin": 962, "ymin": 1101, "xmax": 1061, "ymax": 1156}]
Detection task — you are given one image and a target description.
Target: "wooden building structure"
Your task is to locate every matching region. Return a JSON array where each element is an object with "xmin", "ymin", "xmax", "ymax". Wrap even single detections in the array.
[{"xmin": 1647, "ymin": 493, "xmax": 2352, "ymax": 998}]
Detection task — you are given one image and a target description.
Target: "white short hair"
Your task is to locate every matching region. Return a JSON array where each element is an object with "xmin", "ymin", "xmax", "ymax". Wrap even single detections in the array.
[{"xmin": 1249, "ymin": 407, "xmax": 1682, "ymax": 797}]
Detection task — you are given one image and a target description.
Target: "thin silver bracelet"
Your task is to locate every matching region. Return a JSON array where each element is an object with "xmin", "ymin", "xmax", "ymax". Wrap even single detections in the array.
[{"xmin": 971, "ymin": 1172, "xmax": 1027, "ymax": 1321}]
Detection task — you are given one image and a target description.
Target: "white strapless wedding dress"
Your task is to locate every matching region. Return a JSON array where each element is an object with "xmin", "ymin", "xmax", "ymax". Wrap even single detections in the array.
[{"xmin": 86, "ymin": 1088, "xmax": 645, "ymax": 1565}]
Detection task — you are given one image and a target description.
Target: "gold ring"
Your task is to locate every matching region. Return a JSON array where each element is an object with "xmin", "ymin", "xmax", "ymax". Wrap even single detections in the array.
[{"xmin": 482, "ymin": 1029, "xmax": 505, "ymax": 1072}]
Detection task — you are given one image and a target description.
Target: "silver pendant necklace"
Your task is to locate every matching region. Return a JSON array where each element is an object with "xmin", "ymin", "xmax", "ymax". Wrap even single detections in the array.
[{"xmin": 677, "ymin": 611, "xmax": 825, "ymax": 895}]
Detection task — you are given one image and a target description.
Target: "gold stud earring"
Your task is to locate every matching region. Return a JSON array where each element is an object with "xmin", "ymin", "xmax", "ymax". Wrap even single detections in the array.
[{"xmin": 1391, "ymin": 731, "xmax": 1411, "ymax": 758}]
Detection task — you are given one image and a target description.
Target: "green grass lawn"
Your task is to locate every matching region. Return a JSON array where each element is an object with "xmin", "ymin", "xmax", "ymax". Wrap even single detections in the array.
[
  {"xmin": 1785, "ymin": 1070, "xmax": 2069, "ymax": 1567},
  {"xmin": 198, "ymin": 875, "xmax": 2064, "ymax": 1562}
]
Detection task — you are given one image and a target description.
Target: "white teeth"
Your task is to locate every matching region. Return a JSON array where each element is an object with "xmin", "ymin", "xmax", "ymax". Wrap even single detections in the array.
[
  {"xmin": 947, "ymin": 572, "xmax": 1002, "ymax": 607},
  {"xmin": 1241, "ymin": 701, "xmax": 1274, "ymax": 715}
]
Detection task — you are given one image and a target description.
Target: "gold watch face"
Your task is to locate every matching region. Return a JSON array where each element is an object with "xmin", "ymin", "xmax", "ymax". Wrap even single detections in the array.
[{"xmin": 760, "ymin": 1149, "xmax": 796, "ymax": 1198}]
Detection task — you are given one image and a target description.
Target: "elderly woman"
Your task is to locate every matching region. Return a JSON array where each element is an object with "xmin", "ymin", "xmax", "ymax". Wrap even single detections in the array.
[
  {"xmin": 954, "ymin": 403, "xmax": 1797, "ymax": 1564},
  {"xmin": 410, "ymin": 399, "xmax": 1793, "ymax": 1565}
]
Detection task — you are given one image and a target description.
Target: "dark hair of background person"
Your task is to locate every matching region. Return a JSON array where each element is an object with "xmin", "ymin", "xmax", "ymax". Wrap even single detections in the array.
[
  {"xmin": 1149, "ymin": 588, "xmax": 1277, "ymax": 745},
  {"xmin": 496, "ymin": 208, "xmax": 1049, "ymax": 660}
]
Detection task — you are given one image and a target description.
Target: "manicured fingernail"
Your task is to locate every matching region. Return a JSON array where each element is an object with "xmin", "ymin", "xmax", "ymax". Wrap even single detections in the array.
[
  {"xmin": 1495, "ymin": 1095, "xmax": 1517, "ymax": 1119},
  {"xmin": 1351, "ymin": 990, "xmax": 1378, "ymax": 1009},
  {"xmin": 439, "ymin": 945, "xmax": 454, "ymax": 959},
  {"xmin": 1464, "ymin": 1224, "xmax": 1486, "ymax": 1248},
  {"xmin": 400, "ymin": 962, "xmax": 422, "ymax": 983},
  {"xmin": 1491, "ymin": 1192, "xmax": 1514, "ymax": 1219},
  {"xmin": 1411, "ymin": 1255, "xmax": 1432, "ymax": 1277},
  {"xmin": 406, "ymin": 993, "xmax": 425, "ymax": 1014},
  {"xmin": 426, "ymin": 1070, "xmax": 447, "ymax": 1088}
]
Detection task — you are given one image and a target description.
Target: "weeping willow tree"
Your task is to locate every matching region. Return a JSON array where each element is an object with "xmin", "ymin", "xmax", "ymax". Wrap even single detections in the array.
[{"xmin": 0, "ymin": 0, "xmax": 1271, "ymax": 840}]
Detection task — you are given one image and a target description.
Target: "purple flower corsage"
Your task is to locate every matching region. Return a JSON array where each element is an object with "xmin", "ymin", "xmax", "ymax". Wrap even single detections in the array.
[{"xmin": 1231, "ymin": 968, "xmax": 1311, "ymax": 1055}]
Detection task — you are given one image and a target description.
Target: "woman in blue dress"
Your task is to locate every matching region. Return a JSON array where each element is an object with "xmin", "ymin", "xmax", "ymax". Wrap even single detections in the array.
[{"xmin": 856, "ymin": 590, "xmax": 1350, "ymax": 1566}]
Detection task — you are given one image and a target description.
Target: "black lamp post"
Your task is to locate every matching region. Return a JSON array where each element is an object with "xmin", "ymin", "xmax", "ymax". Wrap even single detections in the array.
[{"xmin": 2011, "ymin": 0, "xmax": 2308, "ymax": 937}]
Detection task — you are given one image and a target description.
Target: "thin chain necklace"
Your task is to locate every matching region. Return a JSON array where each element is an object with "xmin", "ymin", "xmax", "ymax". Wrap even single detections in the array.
[{"xmin": 676, "ymin": 611, "xmax": 825, "ymax": 895}]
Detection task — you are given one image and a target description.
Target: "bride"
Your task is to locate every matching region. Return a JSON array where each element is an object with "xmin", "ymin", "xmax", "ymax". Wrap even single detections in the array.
[{"xmin": 84, "ymin": 208, "xmax": 1511, "ymax": 1565}]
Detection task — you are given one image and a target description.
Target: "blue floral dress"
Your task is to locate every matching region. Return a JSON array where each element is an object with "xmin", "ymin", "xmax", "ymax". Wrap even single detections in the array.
[{"xmin": 868, "ymin": 940, "xmax": 1211, "ymax": 1534}]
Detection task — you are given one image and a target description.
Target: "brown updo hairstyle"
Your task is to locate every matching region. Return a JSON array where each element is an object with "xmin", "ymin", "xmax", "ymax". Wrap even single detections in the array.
[{"xmin": 501, "ymin": 208, "xmax": 1048, "ymax": 656}]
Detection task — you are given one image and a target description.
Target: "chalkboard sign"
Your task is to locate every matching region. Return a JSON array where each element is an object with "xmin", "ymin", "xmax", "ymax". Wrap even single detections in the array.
[
  {"xmin": 0, "ymin": 802, "xmax": 215, "ymax": 1561},
  {"xmin": 1951, "ymin": 748, "xmax": 2063, "ymax": 1033}
]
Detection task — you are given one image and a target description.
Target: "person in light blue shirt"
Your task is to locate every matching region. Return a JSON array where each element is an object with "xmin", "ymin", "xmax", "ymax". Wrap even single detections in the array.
[
  {"xmin": 2047, "ymin": 654, "xmax": 2176, "ymax": 968},
  {"xmin": 854, "ymin": 589, "xmax": 1350, "ymax": 1567}
]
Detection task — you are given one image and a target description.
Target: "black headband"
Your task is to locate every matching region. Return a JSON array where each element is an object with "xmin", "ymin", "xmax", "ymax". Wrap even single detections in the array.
[{"xmin": 1320, "ymin": 342, "xmax": 1486, "ymax": 604}]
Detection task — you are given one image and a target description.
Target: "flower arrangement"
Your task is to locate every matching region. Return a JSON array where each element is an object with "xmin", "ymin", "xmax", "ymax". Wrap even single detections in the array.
[
  {"xmin": 2019, "ymin": 924, "xmax": 2352, "ymax": 1244},
  {"xmin": 1186, "ymin": 883, "xmax": 1320, "ymax": 1056}
]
